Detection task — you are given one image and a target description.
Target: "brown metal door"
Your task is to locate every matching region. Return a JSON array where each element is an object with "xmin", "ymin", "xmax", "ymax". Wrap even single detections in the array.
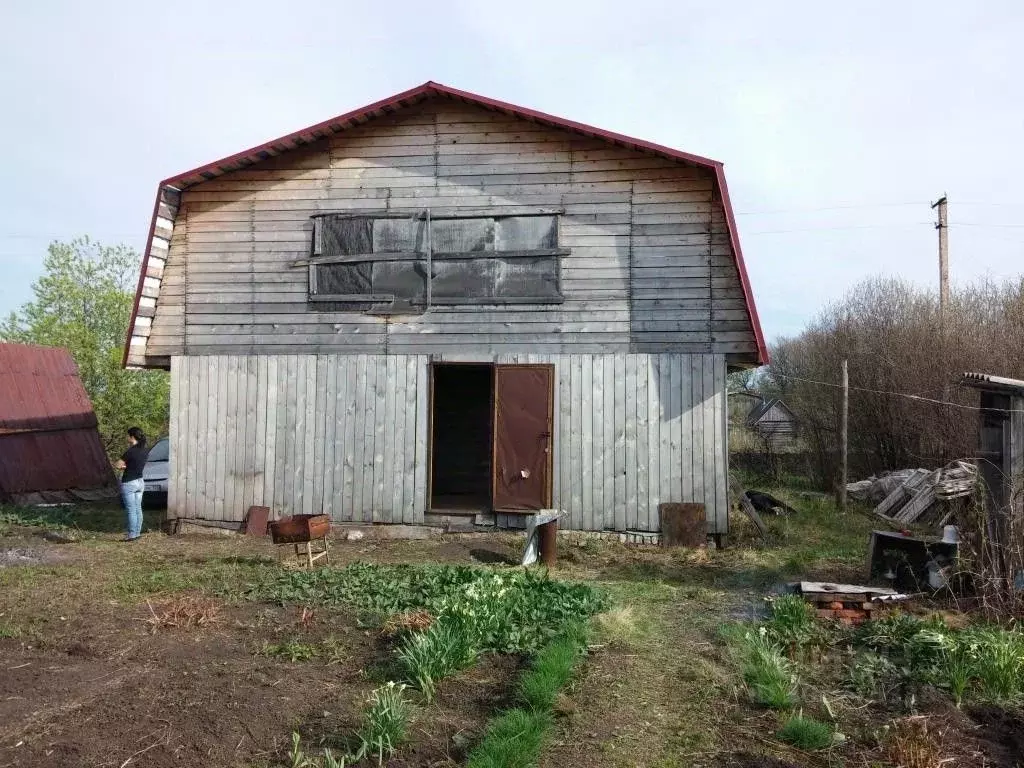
[{"xmin": 492, "ymin": 365, "xmax": 553, "ymax": 511}]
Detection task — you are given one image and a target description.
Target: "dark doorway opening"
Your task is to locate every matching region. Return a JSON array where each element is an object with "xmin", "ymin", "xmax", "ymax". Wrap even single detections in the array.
[{"xmin": 430, "ymin": 364, "xmax": 493, "ymax": 512}]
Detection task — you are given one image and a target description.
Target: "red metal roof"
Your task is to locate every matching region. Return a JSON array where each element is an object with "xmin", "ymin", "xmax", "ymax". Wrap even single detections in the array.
[
  {"xmin": 124, "ymin": 81, "xmax": 768, "ymax": 365},
  {"xmin": 0, "ymin": 343, "xmax": 116, "ymax": 499}
]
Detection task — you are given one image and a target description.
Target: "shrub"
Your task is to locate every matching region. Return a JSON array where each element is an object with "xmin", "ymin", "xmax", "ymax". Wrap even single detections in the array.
[{"xmin": 777, "ymin": 712, "xmax": 835, "ymax": 750}]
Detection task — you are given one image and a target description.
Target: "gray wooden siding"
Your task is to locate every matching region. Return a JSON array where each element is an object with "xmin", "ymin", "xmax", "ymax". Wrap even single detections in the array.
[
  {"xmin": 168, "ymin": 352, "xmax": 729, "ymax": 534},
  {"xmin": 145, "ymin": 99, "xmax": 756, "ymax": 365}
]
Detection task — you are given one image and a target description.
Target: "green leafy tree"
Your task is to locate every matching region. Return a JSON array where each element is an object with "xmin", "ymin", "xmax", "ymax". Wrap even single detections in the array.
[{"xmin": 1, "ymin": 237, "xmax": 169, "ymax": 458}]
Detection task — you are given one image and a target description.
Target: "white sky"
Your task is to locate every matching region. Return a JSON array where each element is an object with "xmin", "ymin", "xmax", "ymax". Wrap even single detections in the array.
[{"xmin": 2, "ymin": 1, "xmax": 1022, "ymax": 340}]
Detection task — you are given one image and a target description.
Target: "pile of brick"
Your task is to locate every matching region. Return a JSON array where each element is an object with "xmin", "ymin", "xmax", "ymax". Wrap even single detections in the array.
[{"xmin": 798, "ymin": 581, "xmax": 897, "ymax": 626}]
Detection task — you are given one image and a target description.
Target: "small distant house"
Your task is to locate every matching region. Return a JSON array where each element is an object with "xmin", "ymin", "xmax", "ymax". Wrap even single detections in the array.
[
  {"xmin": 744, "ymin": 398, "xmax": 798, "ymax": 448},
  {"xmin": 122, "ymin": 81, "xmax": 768, "ymax": 541},
  {"xmin": 0, "ymin": 343, "xmax": 117, "ymax": 504}
]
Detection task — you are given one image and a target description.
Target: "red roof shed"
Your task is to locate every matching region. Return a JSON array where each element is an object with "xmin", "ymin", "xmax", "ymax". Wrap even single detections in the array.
[{"xmin": 0, "ymin": 343, "xmax": 117, "ymax": 503}]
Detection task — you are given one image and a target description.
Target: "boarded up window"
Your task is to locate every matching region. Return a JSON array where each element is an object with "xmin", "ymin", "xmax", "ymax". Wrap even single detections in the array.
[{"xmin": 309, "ymin": 213, "xmax": 563, "ymax": 308}]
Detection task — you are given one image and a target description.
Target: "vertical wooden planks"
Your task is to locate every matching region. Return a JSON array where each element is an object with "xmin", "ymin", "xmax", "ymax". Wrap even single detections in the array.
[
  {"xmin": 343, "ymin": 357, "xmax": 360, "ymax": 521},
  {"xmin": 636, "ymin": 354, "xmax": 650, "ymax": 530},
  {"xmin": 280, "ymin": 355, "xmax": 297, "ymax": 516},
  {"xmin": 168, "ymin": 357, "xmax": 181, "ymax": 519},
  {"xmin": 381, "ymin": 356, "xmax": 396, "ymax": 522},
  {"xmin": 668, "ymin": 355, "xmax": 682, "ymax": 503},
  {"xmin": 402, "ymin": 357, "xmax": 417, "ymax": 523},
  {"xmin": 702, "ymin": 355, "xmax": 716, "ymax": 525},
  {"xmin": 204, "ymin": 356, "xmax": 219, "ymax": 520},
  {"xmin": 568, "ymin": 355, "xmax": 582, "ymax": 529},
  {"xmin": 360, "ymin": 355, "xmax": 375, "ymax": 521},
  {"xmin": 390, "ymin": 357, "xmax": 407, "ymax": 522},
  {"xmin": 690, "ymin": 355, "xmax": 704, "ymax": 507},
  {"xmin": 223, "ymin": 356, "xmax": 239, "ymax": 521},
  {"xmin": 613, "ymin": 354, "xmax": 626, "ymax": 531},
  {"xmin": 264, "ymin": 356, "xmax": 279, "ymax": 512},
  {"xmin": 241, "ymin": 357, "xmax": 256, "ymax": 512},
  {"xmin": 313, "ymin": 355, "xmax": 329, "ymax": 514},
  {"xmin": 624, "ymin": 354, "xmax": 638, "ymax": 529},
  {"xmin": 602, "ymin": 355, "xmax": 615, "ymax": 529},
  {"xmin": 254, "ymin": 356, "xmax": 268, "ymax": 508},
  {"xmin": 646, "ymin": 356, "xmax": 661, "ymax": 531},
  {"xmin": 215, "ymin": 356, "xmax": 229, "ymax": 520},
  {"xmin": 591, "ymin": 355, "xmax": 604, "ymax": 523},
  {"xmin": 302, "ymin": 355, "xmax": 317, "ymax": 515},
  {"xmin": 412, "ymin": 356, "xmax": 429, "ymax": 522},
  {"xmin": 373, "ymin": 356, "xmax": 387, "ymax": 520},
  {"xmin": 186, "ymin": 355, "xmax": 201, "ymax": 519},
  {"xmin": 580, "ymin": 356, "xmax": 594, "ymax": 530},
  {"xmin": 713, "ymin": 354, "xmax": 728, "ymax": 535},
  {"xmin": 322, "ymin": 356, "xmax": 337, "ymax": 515},
  {"xmin": 330, "ymin": 356, "xmax": 348, "ymax": 520},
  {"xmin": 558, "ymin": 357, "xmax": 571, "ymax": 518},
  {"xmin": 680, "ymin": 355, "xmax": 694, "ymax": 501}
]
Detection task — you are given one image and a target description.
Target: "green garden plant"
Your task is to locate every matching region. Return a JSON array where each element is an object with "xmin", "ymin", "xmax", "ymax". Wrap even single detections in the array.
[
  {"xmin": 777, "ymin": 712, "xmax": 835, "ymax": 750},
  {"xmin": 738, "ymin": 629, "xmax": 798, "ymax": 709},
  {"xmin": 396, "ymin": 617, "xmax": 478, "ymax": 701},
  {"xmin": 351, "ymin": 682, "xmax": 411, "ymax": 765}
]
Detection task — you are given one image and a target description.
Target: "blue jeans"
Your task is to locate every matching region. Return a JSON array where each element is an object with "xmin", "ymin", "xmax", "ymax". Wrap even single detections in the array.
[{"xmin": 121, "ymin": 478, "xmax": 145, "ymax": 539}]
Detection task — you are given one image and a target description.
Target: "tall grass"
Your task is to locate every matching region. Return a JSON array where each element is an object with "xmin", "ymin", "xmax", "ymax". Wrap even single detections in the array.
[{"xmin": 736, "ymin": 629, "xmax": 798, "ymax": 709}]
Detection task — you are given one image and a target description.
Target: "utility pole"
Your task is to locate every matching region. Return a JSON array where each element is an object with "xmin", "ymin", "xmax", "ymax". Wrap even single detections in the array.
[
  {"xmin": 837, "ymin": 359, "xmax": 849, "ymax": 512},
  {"xmin": 932, "ymin": 195, "xmax": 949, "ymax": 315}
]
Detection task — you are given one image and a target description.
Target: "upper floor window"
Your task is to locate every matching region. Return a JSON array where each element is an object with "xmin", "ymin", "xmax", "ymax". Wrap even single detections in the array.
[{"xmin": 307, "ymin": 212, "xmax": 566, "ymax": 311}]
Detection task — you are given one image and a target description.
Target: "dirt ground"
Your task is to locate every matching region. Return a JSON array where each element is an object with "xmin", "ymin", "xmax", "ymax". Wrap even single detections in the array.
[{"xmin": 1, "ymin": 502, "xmax": 1023, "ymax": 768}]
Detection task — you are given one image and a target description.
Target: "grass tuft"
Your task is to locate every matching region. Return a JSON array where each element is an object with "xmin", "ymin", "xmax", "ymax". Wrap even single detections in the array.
[
  {"xmin": 776, "ymin": 712, "xmax": 835, "ymax": 750},
  {"xmin": 351, "ymin": 681, "xmax": 411, "ymax": 765},
  {"xmin": 736, "ymin": 629, "xmax": 798, "ymax": 709}
]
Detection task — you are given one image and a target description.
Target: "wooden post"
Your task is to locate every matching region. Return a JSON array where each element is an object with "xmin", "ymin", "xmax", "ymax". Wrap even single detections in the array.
[
  {"xmin": 838, "ymin": 359, "xmax": 849, "ymax": 511},
  {"xmin": 932, "ymin": 195, "xmax": 949, "ymax": 316}
]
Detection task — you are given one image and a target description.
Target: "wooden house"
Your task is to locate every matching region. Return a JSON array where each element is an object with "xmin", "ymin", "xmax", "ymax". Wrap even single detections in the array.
[
  {"xmin": 744, "ymin": 398, "xmax": 798, "ymax": 449},
  {"xmin": 123, "ymin": 82, "xmax": 767, "ymax": 541}
]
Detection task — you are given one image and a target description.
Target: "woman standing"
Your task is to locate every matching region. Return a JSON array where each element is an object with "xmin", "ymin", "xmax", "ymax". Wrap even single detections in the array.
[{"xmin": 115, "ymin": 427, "xmax": 148, "ymax": 541}]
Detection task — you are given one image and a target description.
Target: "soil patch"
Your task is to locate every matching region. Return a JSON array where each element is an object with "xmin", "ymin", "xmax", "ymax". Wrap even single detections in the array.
[
  {"xmin": 968, "ymin": 706, "xmax": 1024, "ymax": 767},
  {"xmin": 0, "ymin": 546, "xmax": 66, "ymax": 568},
  {"xmin": 0, "ymin": 602, "xmax": 377, "ymax": 768}
]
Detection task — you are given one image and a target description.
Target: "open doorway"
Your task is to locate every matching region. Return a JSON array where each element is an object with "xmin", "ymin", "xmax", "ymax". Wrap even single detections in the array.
[{"xmin": 430, "ymin": 364, "xmax": 493, "ymax": 512}]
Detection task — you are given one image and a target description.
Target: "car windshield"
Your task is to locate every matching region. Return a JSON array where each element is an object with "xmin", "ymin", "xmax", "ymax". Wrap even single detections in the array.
[{"xmin": 146, "ymin": 438, "xmax": 169, "ymax": 462}]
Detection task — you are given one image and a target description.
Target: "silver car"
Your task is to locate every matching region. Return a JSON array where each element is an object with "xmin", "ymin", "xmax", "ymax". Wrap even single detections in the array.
[{"xmin": 142, "ymin": 437, "xmax": 169, "ymax": 508}]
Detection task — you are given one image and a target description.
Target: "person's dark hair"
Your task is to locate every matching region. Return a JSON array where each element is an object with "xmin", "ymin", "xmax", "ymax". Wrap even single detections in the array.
[{"xmin": 127, "ymin": 427, "xmax": 147, "ymax": 446}]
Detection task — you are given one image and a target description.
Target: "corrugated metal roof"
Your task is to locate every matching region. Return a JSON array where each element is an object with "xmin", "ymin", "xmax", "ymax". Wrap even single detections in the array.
[
  {"xmin": 961, "ymin": 372, "xmax": 1024, "ymax": 395},
  {"xmin": 0, "ymin": 343, "xmax": 116, "ymax": 500},
  {"xmin": 123, "ymin": 81, "xmax": 768, "ymax": 368}
]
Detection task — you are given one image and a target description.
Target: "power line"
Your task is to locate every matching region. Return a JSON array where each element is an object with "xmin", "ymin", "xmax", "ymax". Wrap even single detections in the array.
[{"xmin": 770, "ymin": 372, "xmax": 1024, "ymax": 413}]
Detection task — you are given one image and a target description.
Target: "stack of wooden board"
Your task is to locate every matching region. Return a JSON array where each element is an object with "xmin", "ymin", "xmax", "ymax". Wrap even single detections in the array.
[{"xmin": 871, "ymin": 461, "xmax": 977, "ymax": 526}]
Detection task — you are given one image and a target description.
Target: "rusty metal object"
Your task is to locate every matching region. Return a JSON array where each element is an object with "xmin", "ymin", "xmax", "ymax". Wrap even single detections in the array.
[
  {"xmin": 537, "ymin": 519, "xmax": 558, "ymax": 567},
  {"xmin": 243, "ymin": 506, "xmax": 271, "ymax": 537},
  {"xmin": 660, "ymin": 503, "xmax": 706, "ymax": 547},
  {"xmin": 268, "ymin": 514, "xmax": 330, "ymax": 544}
]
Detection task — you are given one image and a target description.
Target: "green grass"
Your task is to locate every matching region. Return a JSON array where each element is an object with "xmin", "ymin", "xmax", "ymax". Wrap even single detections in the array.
[
  {"xmin": 776, "ymin": 713, "xmax": 835, "ymax": 750},
  {"xmin": 466, "ymin": 708, "xmax": 551, "ymax": 768},
  {"xmin": 517, "ymin": 622, "xmax": 586, "ymax": 711},
  {"xmin": 0, "ymin": 503, "xmax": 132, "ymax": 535},
  {"xmin": 0, "ymin": 620, "xmax": 22, "ymax": 639}
]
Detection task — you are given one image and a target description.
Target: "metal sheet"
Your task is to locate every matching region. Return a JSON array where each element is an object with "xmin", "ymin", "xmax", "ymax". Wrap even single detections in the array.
[
  {"xmin": 0, "ymin": 343, "xmax": 117, "ymax": 500},
  {"xmin": 493, "ymin": 365, "xmax": 553, "ymax": 511}
]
